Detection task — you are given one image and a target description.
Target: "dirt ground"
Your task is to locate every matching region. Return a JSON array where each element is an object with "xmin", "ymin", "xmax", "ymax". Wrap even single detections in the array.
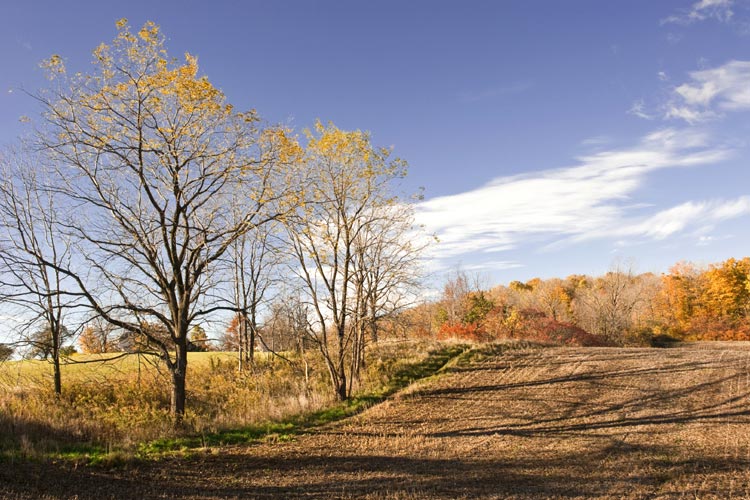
[{"xmin": 3, "ymin": 342, "xmax": 750, "ymax": 499}]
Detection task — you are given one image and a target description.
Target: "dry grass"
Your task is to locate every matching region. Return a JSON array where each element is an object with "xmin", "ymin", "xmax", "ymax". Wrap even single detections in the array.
[
  {"xmin": 0, "ymin": 342, "xmax": 437, "ymax": 459},
  {"xmin": 3, "ymin": 341, "xmax": 750, "ymax": 498}
]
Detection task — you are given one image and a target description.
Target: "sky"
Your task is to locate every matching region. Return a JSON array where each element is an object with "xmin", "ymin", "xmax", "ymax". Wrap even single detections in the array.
[{"xmin": 2, "ymin": 0, "xmax": 750, "ymax": 286}]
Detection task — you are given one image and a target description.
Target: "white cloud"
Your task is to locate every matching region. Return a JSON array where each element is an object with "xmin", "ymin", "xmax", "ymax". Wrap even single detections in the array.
[
  {"xmin": 544, "ymin": 198, "xmax": 750, "ymax": 253},
  {"xmin": 629, "ymin": 99, "xmax": 655, "ymax": 120},
  {"xmin": 585, "ymin": 197, "xmax": 750, "ymax": 241},
  {"xmin": 662, "ymin": 0, "xmax": 734, "ymax": 25},
  {"xmin": 664, "ymin": 105, "xmax": 716, "ymax": 123},
  {"xmin": 695, "ymin": 233, "xmax": 735, "ymax": 246},
  {"xmin": 461, "ymin": 260, "xmax": 525, "ymax": 272},
  {"xmin": 666, "ymin": 60, "xmax": 750, "ymax": 122},
  {"xmin": 580, "ymin": 135, "xmax": 612, "ymax": 147},
  {"xmin": 635, "ymin": 202, "xmax": 711, "ymax": 239},
  {"xmin": 416, "ymin": 128, "xmax": 734, "ymax": 264},
  {"xmin": 712, "ymin": 196, "xmax": 750, "ymax": 217},
  {"xmin": 677, "ymin": 60, "xmax": 750, "ymax": 108}
]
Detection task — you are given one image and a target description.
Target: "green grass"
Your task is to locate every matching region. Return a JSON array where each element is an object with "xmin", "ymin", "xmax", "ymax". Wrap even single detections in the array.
[{"xmin": 447, "ymin": 339, "xmax": 547, "ymax": 366}]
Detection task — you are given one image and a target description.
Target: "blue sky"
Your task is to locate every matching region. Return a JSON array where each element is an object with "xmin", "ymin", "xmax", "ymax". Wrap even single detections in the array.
[{"xmin": 2, "ymin": 0, "xmax": 750, "ymax": 285}]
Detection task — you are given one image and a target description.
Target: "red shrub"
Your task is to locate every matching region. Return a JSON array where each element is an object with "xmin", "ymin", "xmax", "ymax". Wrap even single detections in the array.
[
  {"xmin": 437, "ymin": 322, "xmax": 489, "ymax": 342},
  {"xmin": 518, "ymin": 316, "xmax": 610, "ymax": 346}
]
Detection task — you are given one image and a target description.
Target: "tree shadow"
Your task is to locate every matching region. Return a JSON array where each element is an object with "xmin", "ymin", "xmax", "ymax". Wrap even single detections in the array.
[
  {"xmin": 0, "ymin": 412, "xmax": 104, "ymax": 458},
  {"xmin": 1, "ymin": 446, "xmax": 748, "ymax": 499}
]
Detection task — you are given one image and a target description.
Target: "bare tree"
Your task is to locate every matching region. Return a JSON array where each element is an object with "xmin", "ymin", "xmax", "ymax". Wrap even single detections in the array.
[
  {"xmin": 261, "ymin": 294, "xmax": 311, "ymax": 354},
  {"xmin": 226, "ymin": 223, "xmax": 281, "ymax": 370},
  {"xmin": 436, "ymin": 269, "xmax": 473, "ymax": 326},
  {"xmin": 34, "ymin": 20, "xmax": 295, "ymax": 419},
  {"xmin": 349, "ymin": 204, "xmax": 425, "ymax": 381},
  {"xmin": 574, "ymin": 263, "xmax": 642, "ymax": 344},
  {"xmin": 0, "ymin": 148, "xmax": 76, "ymax": 394},
  {"xmin": 260, "ymin": 293, "xmax": 315, "ymax": 386},
  {"xmin": 284, "ymin": 121, "xmax": 414, "ymax": 401}
]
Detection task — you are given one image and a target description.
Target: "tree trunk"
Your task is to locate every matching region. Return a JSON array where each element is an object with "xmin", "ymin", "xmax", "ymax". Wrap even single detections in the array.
[
  {"xmin": 359, "ymin": 327, "xmax": 367, "ymax": 371},
  {"xmin": 248, "ymin": 311, "xmax": 256, "ymax": 367},
  {"xmin": 369, "ymin": 296, "xmax": 379, "ymax": 344},
  {"xmin": 323, "ymin": 355, "xmax": 343, "ymax": 401},
  {"xmin": 337, "ymin": 326, "xmax": 348, "ymax": 400},
  {"xmin": 52, "ymin": 331, "xmax": 62, "ymax": 395},
  {"xmin": 336, "ymin": 371, "xmax": 348, "ymax": 401},
  {"xmin": 53, "ymin": 354, "xmax": 62, "ymax": 396},
  {"xmin": 170, "ymin": 340, "xmax": 188, "ymax": 423}
]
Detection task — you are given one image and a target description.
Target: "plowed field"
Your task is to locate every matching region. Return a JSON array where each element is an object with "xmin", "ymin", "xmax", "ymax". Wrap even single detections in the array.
[{"xmin": 3, "ymin": 343, "xmax": 750, "ymax": 499}]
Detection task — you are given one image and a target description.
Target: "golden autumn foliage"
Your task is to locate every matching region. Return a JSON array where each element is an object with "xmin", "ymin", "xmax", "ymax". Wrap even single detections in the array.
[
  {"xmin": 653, "ymin": 258, "xmax": 750, "ymax": 340},
  {"xmin": 406, "ymin": 257, "xmax": 750, "ymax": 346},
  {"xmin": 36, "ymin": 19, "xmax": 300, "ymax": 418},
  {"xmin": 78, "ymin": 325, "xmax": 118, "ymax": 354}
]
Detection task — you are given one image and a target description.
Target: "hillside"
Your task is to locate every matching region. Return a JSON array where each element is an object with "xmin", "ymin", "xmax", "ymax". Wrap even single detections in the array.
[{"xmin": 3, "ymin": 342, "xmax": 750, "ymax": 499}]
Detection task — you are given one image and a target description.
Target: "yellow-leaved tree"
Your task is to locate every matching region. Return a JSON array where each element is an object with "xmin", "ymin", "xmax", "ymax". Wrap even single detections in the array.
[
  {"xmin": 283, "ymin": 121, "xmax": 423, "ymax": 400},
  {"xmin": 35, "ymin": 20, "xmax": 298, "ymax": 420}
]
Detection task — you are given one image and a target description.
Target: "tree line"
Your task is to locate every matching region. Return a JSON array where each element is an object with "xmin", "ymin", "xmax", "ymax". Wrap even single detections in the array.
[
  {"xmin": 0, "ymin": 20, "xmax": 424, "ymax": 421},
  {"xmin": 399, "ymin": 258, "xmax": 750, "ymax": 346}
]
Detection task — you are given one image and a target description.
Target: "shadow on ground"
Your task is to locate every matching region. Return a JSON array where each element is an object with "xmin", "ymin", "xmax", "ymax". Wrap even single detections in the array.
[
  {"xmin": 3, "ymin": 344, "xmax": 750, "ymax": 499},
  {"xmin": 1, "ymin": 447, "xmax": 748, "ymax": 499}
]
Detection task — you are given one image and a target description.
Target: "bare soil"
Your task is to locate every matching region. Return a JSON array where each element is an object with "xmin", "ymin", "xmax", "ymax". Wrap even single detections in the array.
[{"xmin": 3, "ymin": 342, "xmax": 750, "ymax": 499}]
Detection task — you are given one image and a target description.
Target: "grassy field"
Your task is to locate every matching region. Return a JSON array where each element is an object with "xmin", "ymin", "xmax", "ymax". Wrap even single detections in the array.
[
  {"xmin": 0, "ymin": 342, "xmax": 459, "ymax": 462},
  {"xmin": 0, "ymin": 351, "xmax": 281, "ymax": 382},
  {"xmin": 0, "ymin": 350, "xmax": 305, "ymax": 459},
  {"xmin": 3, "ymin": 341, "xmax": 750, "ymax": 498}
]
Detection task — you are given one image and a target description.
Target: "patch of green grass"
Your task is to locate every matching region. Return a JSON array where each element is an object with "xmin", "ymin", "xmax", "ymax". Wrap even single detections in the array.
[
  {"xmin": 0, "ymin": 441, "xmax": 108, "ymax": 465},
  {"xmin": 447, "ymin": 340, "xmax": 546, "ymax": 368},
  {"xmin": 382, "ymin": 343, "xmax": 469, "ymax": 392},
  {"xmin": 137, "ymin": 421, "xmax": 298, "ymax": 455}
]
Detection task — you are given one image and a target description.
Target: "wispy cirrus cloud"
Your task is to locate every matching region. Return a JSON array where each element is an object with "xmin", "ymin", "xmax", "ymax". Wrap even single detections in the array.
[
  {"xmin": 665, "ymin": 60, "xmax": 750, "ymax": 122},
  {"xmin": 416, "ymin": 128, "xmax": 735, "ymax": 265},
  {"xmin": 628, "ymin": 99, "xmax": 655, "ymax": 120},
  {"xmin": 460, "ymin": 260, "xmax": 525, "ymax": 272},
  {"xmin": 662, "ymin": 0, "xmax": 734, "ymax": 25},
  {"xmin": 566, "ymin": 196, "xmax": 750, "ymax": 244},
  {"xmin": 629, "ymin": 60, "xmax": 750, "ymax": 124}
]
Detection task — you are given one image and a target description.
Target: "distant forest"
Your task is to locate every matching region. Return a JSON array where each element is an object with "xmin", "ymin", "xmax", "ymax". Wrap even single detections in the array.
[{"xmin": 398, "ymin": 257, "xmax": 750, "ymax": 346}]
